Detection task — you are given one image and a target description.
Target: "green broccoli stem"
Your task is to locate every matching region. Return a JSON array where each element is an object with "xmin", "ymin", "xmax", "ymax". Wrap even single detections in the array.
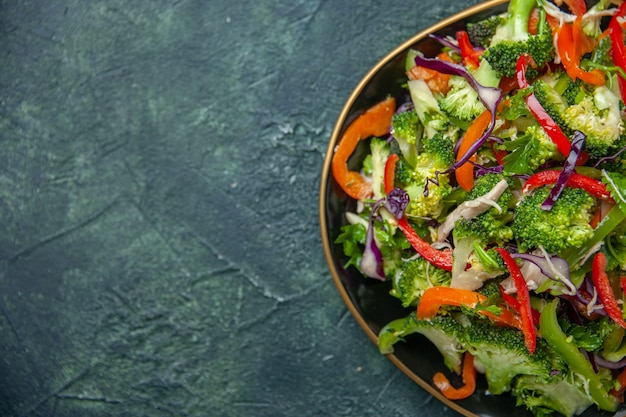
[
  {"xmin": 502, "ymin": 0, "xmax": 537, "ymax": 42},
  {"xmin": 539, "ymin": 299, "xmax": 618, "ymax": 412},
  {"xmin": 562, "ymin": 204, "xmax": 626, "ymax": 267}
]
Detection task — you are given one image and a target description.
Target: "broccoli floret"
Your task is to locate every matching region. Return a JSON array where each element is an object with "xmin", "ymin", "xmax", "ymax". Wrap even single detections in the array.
[
  {"xmin": 391, "ymin": 110, "xmax": 422, "ymax": 167},
  {"xmin": 562, "ymin": 77, "xmax": 586, "ymax": 106},
  {"xmin": 513, "ymin": 187, "xmax": 595, "ymax": 254},
  {"xmin": 450, "ymin": 174, "xmax": 514, "ymax": 288},
  {"xmin": 378, "ymin": 312, "xmax": 465, "ymax": 373},
  {"xmin": 402, "ymin": 133, "xmax": 456, "ymax": 219},
  {"xmin": 481, "ymin": 0, "xmax": 554, "ymax": 78},
  {"xmin": 454, "ymin": 173, "xmax": 515, "ymax": 246},
  {"xmin": 438, "ymin": 58, "xmax": 502, "ymax": 122},
  {"xmin": 467, "ymin": 15, "xmax": 503, "ymax": 48},
  {"xmin": 564, "ymin": 86, "xmax": 624, "ymax": 157},
  {"xmin": 439, "ymin": 76, "xmax": 486, "ymax": 122},
  {"xmin": 460, "ymin": 317, "xmax": 561, "ymax": 395},
  {"xmin": 393, "ymin": 156, "xmax": 413, "ymax": 185},
  {"xmin": 502, "ymin": 125, "xmax": 559, "ymax": 175},
  {"xmin": 390, "ymin": 257, "xmax": 452, "ymax": 307},
  {"xmin": 513, "ymin": 374, "xmax": 594, "ymax": 417},
  {"xmin": 392, "ymin": 110, "xmax": 421, "ymax": 144},
  {"xmin": 472, "ymin": 243, "xmax": 506, "ymax": 273}
]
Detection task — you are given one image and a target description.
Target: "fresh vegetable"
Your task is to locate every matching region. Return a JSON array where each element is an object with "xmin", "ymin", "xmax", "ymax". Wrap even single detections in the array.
[
  {"xmin": 331, "ymin": 1, "xmax": 626, "ymax": 415},
  {"xmin": 331, "ymin": 97, "xmax": 395, "ymax": 200},
  {"xmin": 539, "ymin": 299, "xmax": 618, "ymax": 413},
  {"xmin": 481, "ymin": 0, "xmax": 554, "ymax": 78},
  {"xmin": 432, "ymin": 352, "xmax": 476, "ymax": 399},
  {"xmin": 496, "ymin": 247, "xmax": 536, "ymax": 354}
]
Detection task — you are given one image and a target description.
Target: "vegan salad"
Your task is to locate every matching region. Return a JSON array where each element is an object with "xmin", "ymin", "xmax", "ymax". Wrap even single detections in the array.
[{"xmin": 332, "ymin": 0, "xmax": 626, "ymax": 415}]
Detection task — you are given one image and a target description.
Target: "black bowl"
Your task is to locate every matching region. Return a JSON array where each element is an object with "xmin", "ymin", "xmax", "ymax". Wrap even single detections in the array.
[{"xmin": 319, "ymin": 1, "xmax": 626, "ymax": 416}]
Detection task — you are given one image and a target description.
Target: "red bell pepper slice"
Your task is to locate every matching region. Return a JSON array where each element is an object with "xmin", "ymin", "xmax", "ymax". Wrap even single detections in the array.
[
  {"xmin": 521, "ymin": 169, "xmax": 615, "ymax": 201},
  {"xmin": 516, "ymin": 54, "xmax": 588, "ymax": 163},
  {"xmin": 456, "ymin": 30, "xmax": 482, "ymax": 69},
  {"xmin": 432, "ymin": 352, "xmax": 476, "ymax": 400},
  {"xmin": 384, "ymin": 153, "xmax": 399, "ymax": 195},
  {"xmin": 609, "ymin": 1, "xmax": 626, "ymax": 103},
  {"xmin": 331, "ymin": 97, "xmax": 396, "ymax": 200},
  {"xmin": 499, "ymin": 286, "xmax": 540, "ymax": 326},
  {"xmin": 592, "ymin": 252, "xmax": 626, "ymax": 329},
  {"xmin": 397, "ymin": 217, "xmax": 453, "ymax": 271},
  {"xmin": 496, "ymin": 248, "xmax": 537, "ymax": 354}
]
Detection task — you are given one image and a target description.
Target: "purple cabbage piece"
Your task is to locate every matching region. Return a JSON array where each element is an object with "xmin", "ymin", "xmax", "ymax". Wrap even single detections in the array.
[
  {"xmin": 359, "ymin": 189, "xmax": 410, "ymax": 281},
  {"xmin": 360, "ymin": 200, "xmax": 386, "ymax": 280},
  {"xmin": 384, "ymin": 188, "xmax": 410, "ymax": 219},
  {"xmin": 428, "ymin": 34, "xmax": 461, "ymax": 53},
  {"xmin": 511, "ymin": 252, "xmax": 570, "ymax": 283},
  {"xmin": 542, "ymin": 130, "xmax": 586, "ymax": 210}
]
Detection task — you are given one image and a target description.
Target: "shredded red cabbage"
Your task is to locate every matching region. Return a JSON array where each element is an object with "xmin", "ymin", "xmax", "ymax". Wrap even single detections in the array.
[
  {"xmin": 413, "ymin": 54, "xmax": 503, "ymax": 171},
  {"xmin": 594, "ymin": 143, "xmax": 626, "ymax": 168},
  {"xmin": 360, "ymin": 200, "xmax": 386, "ymax": 280},
  {"xmin": 511, "ymin": 252, "xmax": 570, "ymax": 283},
  {"xmin": 428, "ymin": 34, "xmax": 461, "ymax": 53},
  {"xmin": 542, "ymin": 130, "xmax": 586, "ymax": 210},
  {"xmin": 593, "ymin": 354, "xmax": 626, "ymax": 370},
  {"xmin": 384, "ymin": 188, "xmax": 410, "ymax": 219},
  {"xmin": 360, "ymin": 189, "xmax": 410, "ymax": 281}
]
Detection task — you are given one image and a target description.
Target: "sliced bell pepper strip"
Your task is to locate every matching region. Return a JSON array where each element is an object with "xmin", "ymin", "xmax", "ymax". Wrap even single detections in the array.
[
  {"xmin": 416, "ymin": 286, "xmax": 522, "ymax": 330},
  {"xmin": 516, "ymin": 54, "xmax": 588, "ymax": 163},
  {"xmin": 496, "ymin": 248, "xmax": 537, "ymax": 354},
  {"xmin": 384, "ymin": 153, "xmax": 399, "ymax": 195},
  {"xmin": 540, "ymin": 299, "xmax": 619, "ymax": 412},
  {"xmin": 432, "ymin": 352, "xmax": 476, "ymax": 400},
  {"xmin": 456, "ymin": 30, "xmax": 482, "ymax": 70},
  {"xmin": 592, "ymin": 251, "xmax": 626, "ymax": 329},
  {"xmin": 455, "ymin": 109, "xmax": 492, "ymax": 191},
  {"xmin": 331, "ymin": 97, "xmax": 396, "ymax": 200},
  {"xmin": 397, "ymin": 217, "xmax": 453, "ymax": 271},
  {"xmin": 521, "ymin": 169, "xmax": 615, "ymax": 201},
  {"xmin": 556, "ymin": 19, "xmax": 605, "ymax": 86},
  {"xmin": 609, "ymin": 1, "xmax": 626, "ymax": 103},
  {"xmin": 499, "ymin": 286, "xmax": 540, "ymax": 326}
]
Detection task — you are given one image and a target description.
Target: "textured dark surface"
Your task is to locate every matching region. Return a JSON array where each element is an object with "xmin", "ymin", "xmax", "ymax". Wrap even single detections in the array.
[{"xmin": 0, "ymin": 1, "xmax": 482, "ymax": 416}]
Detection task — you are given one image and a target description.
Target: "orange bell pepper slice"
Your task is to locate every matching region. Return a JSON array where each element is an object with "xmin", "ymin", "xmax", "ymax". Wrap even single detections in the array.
[
  {"xmin": 556, "ymin": 19, "xmax": 605, "ymax": 86},
  {"xmin": 416, "ymin": 286, "xmax": 522, "ymax": 330},
  {"xmin": 432, "ymin": 352, "xmax": 476, "ymax": 400},
  {"xmin": 331, "ymin": 97, "xmax": 396, "ymax": 200},
  {"xmin": 455, "ymin": 109, "xmax": 492, "ymax": 191}
]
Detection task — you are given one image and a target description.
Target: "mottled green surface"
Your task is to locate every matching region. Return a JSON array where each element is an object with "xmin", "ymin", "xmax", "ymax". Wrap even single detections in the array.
[{"xmin": 0, "ymin": 1, "xmax": 481, "ymax": 416}]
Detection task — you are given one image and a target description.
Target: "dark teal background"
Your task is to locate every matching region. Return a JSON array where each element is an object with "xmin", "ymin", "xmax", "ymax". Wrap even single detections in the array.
[{"xmin": 0, "ymin": 1, "xmax": 481, "ymax": 416}]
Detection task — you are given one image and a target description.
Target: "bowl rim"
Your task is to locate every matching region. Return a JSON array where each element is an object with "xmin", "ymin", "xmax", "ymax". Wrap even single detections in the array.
[{"xmin": 319, "ymin": 1, "xmax": 508, "ymax": 416}]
